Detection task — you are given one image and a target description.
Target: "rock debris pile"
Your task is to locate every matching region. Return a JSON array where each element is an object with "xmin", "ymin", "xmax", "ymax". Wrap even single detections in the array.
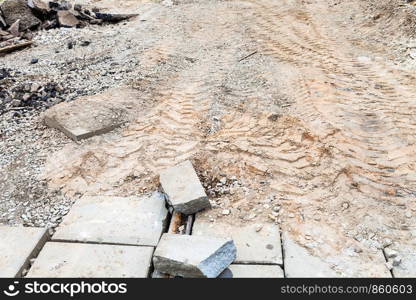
[{"xmin": 0, "ymin": 0, "xmax": 137, "ymax": 55}]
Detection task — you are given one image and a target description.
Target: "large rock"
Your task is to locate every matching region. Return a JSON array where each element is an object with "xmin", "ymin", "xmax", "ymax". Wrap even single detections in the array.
[
  {"xmin": 56, "ymin": 10, "xmax": 79, "ymax": 28},
  {"xmin": 52, "ymin": 192, "xmax": 168, "ymax": 246},
  {"xmin": 193, "ymin": 220, "xmax": 282, "ymax": 265},
  {"xmin": 153, "ymin": 233, "xmax": 236, "ymax": 278},
  {"xmin": 27, "ymin": 242, "xmax": 154, "ymax": 278},
  {"xmin": 159, "ymin": 160, "xmax": 210, "ymax": 214},
  {"xmin": 0, "ymin": 226, "xmax": 48, "ymax": 277},
  {"xmin": 1, "ymin": 0, "xmax": 41, "ymax": 30}
]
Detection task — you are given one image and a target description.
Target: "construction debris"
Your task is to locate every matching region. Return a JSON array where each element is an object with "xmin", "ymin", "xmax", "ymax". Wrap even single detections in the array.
[
  {"xmin": 1, "ymin": 0, "xmax": 41, "ymax": 31},
  {"xmin": 160, "ymin": 160, "xmax": 211, "ymax": 215},
  {"xmin": 0, "ymin": 0, "xmax": 138, "ymax": 55},
  {"xmin": 153, "ymin": 233, "xmax": 236, "ymax": 278}
]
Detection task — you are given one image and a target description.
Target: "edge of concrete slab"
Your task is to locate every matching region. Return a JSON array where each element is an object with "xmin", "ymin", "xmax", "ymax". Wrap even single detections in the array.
[{"xmin": 44, "ymin": 115, "xmax": 123, "ymax": 141}]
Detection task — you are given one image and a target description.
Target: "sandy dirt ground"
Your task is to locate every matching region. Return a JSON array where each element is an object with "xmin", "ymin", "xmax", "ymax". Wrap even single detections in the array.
[{"xmin": 2, "ymin": 0, "xmax": 416, "ymax": 275}]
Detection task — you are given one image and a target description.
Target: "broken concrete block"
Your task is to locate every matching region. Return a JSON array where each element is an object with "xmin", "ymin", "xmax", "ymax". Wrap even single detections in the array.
[
  {"xmin": 283, "ymin": 233, "xmax": 339, "ymax": 277},
  {"xmin": 52, "ymin": 192, "xmax": 168, "ymax": 246},
  {"xmin": 153, "ymin": 233, "xmax": 236, "ymax": 278},
  {"xmin": 0, "ymin": 226, "xmax": 48, "ymax": 277},
  {"xmin": 159, "ymin": 160, "xmax": 210, "ymax": 214},
  {"xmin": 43, "ymin": 88, "xmax": 142, "ymax": 141},
  {"xmin": 219, "ymin": 264, "xmax": 284, "ymax": 278},
  {"xmin": 193, "ymin": 220, "xmax": 282, "ymax": 265},
  {"xmin": 56, "ymin": 10, "xmax": 80, "ymax": 28},
  {"xmin": 27, "ymin": 242, "xmax": 153, "ymax": 278},
  {"xmin": 1, "ymin": 0, "xmax": 41, "ymax": 30}
]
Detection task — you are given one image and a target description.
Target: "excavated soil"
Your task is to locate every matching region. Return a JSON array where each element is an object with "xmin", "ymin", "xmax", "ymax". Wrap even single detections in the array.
[{"xmin": 2, "ymin": 0, "xmax": 416, "ymax": 275}]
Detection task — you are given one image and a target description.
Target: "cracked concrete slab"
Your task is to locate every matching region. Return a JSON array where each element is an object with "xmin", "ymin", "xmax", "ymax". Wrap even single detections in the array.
[
  {"xmin": 27, "ymin": 242, "xmax": 154, "ymax": 278},
  {"xmin": 193, "ymin": 220, "xmax": 282, "ymax": 265},
  {"xmin": 0, "ymin": 226, "xmax": 48, "ymax": 277},
  {"xmin": 159, "ymin": 160, "xmax": 210, "ymax": 214},
  {"xmin": 153, "ymin": 233, "xmax": 236, "ymax": 278},
  {"xmin": 52, "ymin": 192, "xmax": 167, "ymax": 246}
]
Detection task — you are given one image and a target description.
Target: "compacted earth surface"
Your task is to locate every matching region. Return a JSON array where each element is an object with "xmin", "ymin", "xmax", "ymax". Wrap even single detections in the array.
[{"xmin": 1, "ymin": 0, "xmax": 416, "ymax": 276}]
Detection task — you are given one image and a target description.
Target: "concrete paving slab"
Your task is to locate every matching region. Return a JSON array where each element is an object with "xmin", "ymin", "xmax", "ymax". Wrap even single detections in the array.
[
  {"xmin": 283, "ymin": 233, "xmax": 339, "ymax": 277},
  {"xmin": 0, "ymin": 226, "xmax": 48, "ymax": 278},
  {"xmin": 193, "ymin": 220, "xmax": 282, "ymax": 265},
  {"xmin": 153, "ymin": 233, "xmax": 236, "ymax": 278},
  {"xmin": 52, "ymin": 192, "xmax": 168, "ymax": 246},
  {"xmin": 386, "ymin": 244, "xmax": 416, "ymax": 278},
  {"xmin": 159, "ymin": 160, "xmax": 210, "ymax": 214},
  {"xmin": 44, "ymin": 88, "xmax": 140, "ymax": 141},
  {"xmin": 27, "ymin": 242, "xmax": 153, "ymax": 278},
  {"xmin": 219, "ymin": 264, "xmax": 284, "ymax": 278}
]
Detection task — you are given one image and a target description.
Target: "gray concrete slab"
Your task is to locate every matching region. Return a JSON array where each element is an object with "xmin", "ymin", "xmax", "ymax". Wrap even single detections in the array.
[
  {"xmin": 159, "ymin": 160, "xmax": 210, "ymax": 214},
  {"xmin": 153, "ymin": 233, "xmax": 236, "ymax": 278},
  {"xmin": 0, "ymin": 226, "xmax": 48, "ymax": 278},
  {"xmin": 386, "ymin": 244, "xmax": 416, "ymax": 278},
  {"xmin": 52, "ymin": 192, "xmax": 168, "ymax": 246},
  {"xmin": 27, "ymin": 242, "xmax": 153, "ymax": 278},
  {"xmin": 283, "ymin": 233, "xmax": 339, "ymax": 277},
  {"xmin": 193, "ymin": 220, "xmax": 282, "ymax": 265},
  {"xmin": 219, "ymin": 264, "xmax": 284, "ymax": 278},
  {"xmin": 44, "ymin": 88, "xmax": 140, "ymax": 141}
]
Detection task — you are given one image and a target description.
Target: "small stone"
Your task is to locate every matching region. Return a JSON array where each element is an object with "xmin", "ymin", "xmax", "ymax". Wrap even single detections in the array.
[
  {"xmin": 30, "ymin": 84, "xmax": 41, "ymax": 93},
  {"xmin": 382, "ymin": 238, "xmax": 393, "ymax": 248},
  {"xmin": 385, "ymin": 261, "xmax": 393, "ymax": 270},
  {"xmin": 247, "ymin": 213, "xmax": 256, "ymax": 220},
  {"xmin": 255, "ymin": 225, "xmax": 263, "ymax": 232},
  {"xmin": 30, "ymin": 58, "xmax": 39, "ymax": 64},
  {"xmin": 384, "ymin": 248, "xmax": 398, "ymax": 259},
  {"xmin": 8, "ymin": 19, "xmax": 20, "ymax": 37},
  {"xmin": 405, "ymin": 211, "xmax": 412, "ymax": 218},
  {"xmin": 80, "ymin": 41, "xmax": 91, "ymax": 47},
  {"xmin": 393, "ymin": 256, "xmax": 402, "ymax": 266},
  {"xmin": 57, "ymin": 11, "xmax": 80, "ymax": 28},
  {"xmin": 10, "ymin": 99, "xmax": 21, "ymax": 107},
  {"xmin": 288, "ymin": 213, "xmax": 295, "ymax": 218},
  {"xmin": 222, "ymin": 209, "xmax": 231, "ymax": 215},
  {"xmin": 273, "ymin": 206, "xmax": 280, "ymax": 212}
]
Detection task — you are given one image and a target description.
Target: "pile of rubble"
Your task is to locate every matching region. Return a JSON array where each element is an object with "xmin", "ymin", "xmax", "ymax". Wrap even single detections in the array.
[
  {"xmin": 0, "ymin": 67, "xmax": 68, "ymax": 116},
  {"xmin": 0, "ymin": 0, "xmax": 137, "ymax": 55}
]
